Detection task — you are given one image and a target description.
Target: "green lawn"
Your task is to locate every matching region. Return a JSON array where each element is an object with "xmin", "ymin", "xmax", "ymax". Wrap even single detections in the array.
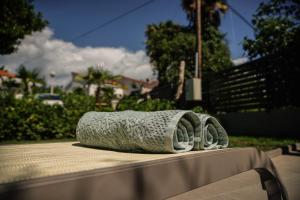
[
  {"xmin": 0, "ymin": 136, "xmax": 298, "ymax": 152},
  {"xmin": 228, "ymin": 136, "xmax": 299, "ymax": 151}
]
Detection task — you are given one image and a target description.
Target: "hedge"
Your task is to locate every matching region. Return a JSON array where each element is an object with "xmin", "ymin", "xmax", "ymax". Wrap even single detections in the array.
[
  {"xmin": 0, "ymin": 92, "xmax": 104, "ymax": 141},
  {"xmin": 117, "ymin": 96, "xmax": 175, "ymax": 111},
  {"xmin": 0, "ymin": 93, "xmax": 178, "ymax": 141}
]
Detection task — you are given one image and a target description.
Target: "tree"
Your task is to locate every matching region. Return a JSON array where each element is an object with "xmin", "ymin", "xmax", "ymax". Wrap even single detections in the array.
[
  {"xmin": 101, "ymin": 87, "xmax": 115, "ymax": 105},
  {"xmin": 82, "ymin": 66, "xmax": 115, "ymax": 106},
  {"xmin": 16, "ymin": 65, "xmax": 44, "ymax": 95},
  {"xmin": 145, "ymin": 0, "xmax": 232, "ymax": 85},
  {"xmin": 82, "ymin": 67, "xmax": 95, "ymax": 95},
  {"xmin": 0, "ymin": 0, "xmax": 48, "ymax": 55},
  {"xmin": 146, "ymin": 21, "xmax": 196, "ymax": 84},
  {"xmin": 145, "ymin": 21, "xmax": 231, "ymax": 85},
  {"xmin": 181, "ymin": 0, "xmax": 232, "ymax": 71},
  {"xmin": 243, "ymin": 0, "xmax": 300, "ymax": 58},
  {"xmin": 202, "ymin": 26, "xmax": 232, "ymax": 71},
  {"xmin": 181, "ymin": 0, "xmax": 228, "ymax": 28}
]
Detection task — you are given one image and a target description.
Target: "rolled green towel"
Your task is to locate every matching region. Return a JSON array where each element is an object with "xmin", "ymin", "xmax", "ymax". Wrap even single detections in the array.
[
  {"xmin": 76, "ymin": 110, "xmax": 200, "ymax": 153},
  {"xmin": 76, "ymin": 110, "xmax": 228, "ymax": 153},
  {"xmin": 195, "ymin": 114, "xmax": 229, "ymax": 150}
]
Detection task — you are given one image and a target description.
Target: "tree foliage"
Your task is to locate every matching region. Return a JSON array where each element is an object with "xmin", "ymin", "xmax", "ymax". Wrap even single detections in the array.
[
  {"xmin": 16, "ymin": 65, "xmax": 44, "ymax": 95},
  {"xmin": 145, "ymin": 21, "xmax": 232, "ymax": 84},
  {"xmin": 181, "ymin": 0, "xmax": 228, "ymax": 28},
  {"xmin": 145, "ymin": 0, "xmax": 232, "ymax": 85},
  {"xmin": 146, "ymin": 21, "xmax": 196, "ymax": 84},
  {"xmin": 80, "ymin": 66, "xmax": 115, "ymax": 105},
  {"xmin": 243, "ymin": 0, "xmax": 300, "ymax": 58},
  {"xmin": 202, "ymin": 26, "xmax": 232, "ymax": 71},
  {"xmin": 0, "ymin": 0, "xmax": 48, "ymax": 54}
]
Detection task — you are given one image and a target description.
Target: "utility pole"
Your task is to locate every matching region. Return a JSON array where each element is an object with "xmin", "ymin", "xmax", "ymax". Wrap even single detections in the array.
[
  {"xmin": 196, "ymin": 0, "xmax": 202, "ymax": 79},
  {"xmin": 185, "ymin": 0, "xmax": 202, "ymax": 101}
]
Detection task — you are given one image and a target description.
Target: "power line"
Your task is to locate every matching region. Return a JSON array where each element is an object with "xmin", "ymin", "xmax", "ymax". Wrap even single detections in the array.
[
  {"xmin": 71, "ymin": 0, "xmax": 156, "ymax": 41},
  {"xmin": 229, "ymin": 7, "xmax": 237, "ymax": 44},
  {"xmin": 226, "ymin": 3, "xmax": 255, "ymax": 31}
]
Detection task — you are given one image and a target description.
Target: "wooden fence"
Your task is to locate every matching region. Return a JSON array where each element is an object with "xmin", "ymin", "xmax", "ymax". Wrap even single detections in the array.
[{"xmin": 203, "ymin": 49, "xmax": 300, "ymax": 113}]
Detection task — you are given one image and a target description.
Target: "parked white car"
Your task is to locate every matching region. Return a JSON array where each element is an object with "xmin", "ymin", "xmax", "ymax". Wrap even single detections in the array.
[{"xmin": 35, "ymin": 93, "xmax": 64, "ymax": 106}]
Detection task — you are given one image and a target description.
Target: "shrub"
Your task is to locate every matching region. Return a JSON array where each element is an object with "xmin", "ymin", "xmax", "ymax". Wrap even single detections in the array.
[
  {"xmin": 117, "ymin": 96, "xmax": 175, "ymax": 111},
  {"xmin": 0, "ymin": 92, "xmax": 113, "ymax": 141},
  {"xmin": 0, "ymin": 96, "xmax": 66, "ymax": 140},
  {"xmin": 0, "ymin": 92, "xmax": 203, "ymax": 141},
  {"xmin": 191, "ymin": 106, "xmax": 206, "ymax": 113}
]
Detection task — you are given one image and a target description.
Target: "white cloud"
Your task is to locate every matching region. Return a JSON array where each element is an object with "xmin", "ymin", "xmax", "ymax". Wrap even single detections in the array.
[
  {"xmin": 232, "ymin": 57, "xmax": 249, "ymax": 66},
  {"xmin": 0, "ymin": 27, "xmax": 154, "ymax": 86}
]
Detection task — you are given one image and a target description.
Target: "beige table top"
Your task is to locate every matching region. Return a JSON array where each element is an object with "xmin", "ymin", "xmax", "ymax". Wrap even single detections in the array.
[{"xmin": 0, "ymin": 142, "xmax": 218, "ymax": 184}]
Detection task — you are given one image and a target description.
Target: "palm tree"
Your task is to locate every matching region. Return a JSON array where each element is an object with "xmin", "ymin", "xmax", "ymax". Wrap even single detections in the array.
[
  {"xmin": 181, "ymin": 0, "xmax": 228, "ymax": 28},
  {"xmin": 16, "ymin": 65, "xmax": 43, "ymax": 95},
  {"xmin": 82, "ymin": 67, "xmax": 94, "ymax": 95},
  {"xmin": 82, "ymin": 66, "xmax": 114, "ymax": 106}
]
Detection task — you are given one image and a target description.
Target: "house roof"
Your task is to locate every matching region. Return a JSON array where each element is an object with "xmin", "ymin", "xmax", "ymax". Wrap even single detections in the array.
[
  {"xmin": 143, "ymin": 80, "xmax": 159, "ymax": 89},
  {"xmin": 115, "ymin": 75, "xmax": 147, "ymax": 84},
  {"xmin": 0, "ymin": 70, "xmax": 16, "ymax": 78}
]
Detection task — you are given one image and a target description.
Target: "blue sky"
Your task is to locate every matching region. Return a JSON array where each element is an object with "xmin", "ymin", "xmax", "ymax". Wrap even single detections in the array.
[
  {"xmin": 0, "ymin": 0, "xmax": 264, "ymax": 86},
  {"xmin": 34, "ymin": 0, "xmax": 261, "ymax": 59}
]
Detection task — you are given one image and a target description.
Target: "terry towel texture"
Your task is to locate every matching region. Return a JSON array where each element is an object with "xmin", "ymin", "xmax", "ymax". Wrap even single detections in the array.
[{"xmin": 76, "ymin": 110, "xmax": 228, "ymax": 153}]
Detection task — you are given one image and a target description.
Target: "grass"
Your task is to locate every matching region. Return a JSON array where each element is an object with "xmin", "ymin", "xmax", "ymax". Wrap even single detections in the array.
[
  {"xmin": 1, "ymin": 136, "xmax": 298, "ymax": 151},
  {"xmin": 228, "ymin": 136, "xmax": 299, "ymax": 151}
]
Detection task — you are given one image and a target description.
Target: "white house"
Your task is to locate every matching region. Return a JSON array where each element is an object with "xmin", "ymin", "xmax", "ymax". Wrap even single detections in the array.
[{"xmin": 65, "ymin": 72, "xmax": 158, "ymax": 99}]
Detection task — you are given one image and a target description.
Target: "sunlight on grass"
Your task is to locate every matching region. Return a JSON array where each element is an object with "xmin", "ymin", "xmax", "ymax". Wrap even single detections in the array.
[{"xmin": 229, "ymin": 136, "xmax": 299, "ymax": 151}]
